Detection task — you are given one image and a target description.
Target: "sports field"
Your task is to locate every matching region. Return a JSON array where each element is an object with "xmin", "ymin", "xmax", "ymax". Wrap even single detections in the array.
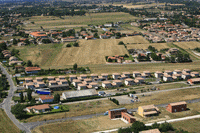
[
  {"xmin": 174, "ymin": 41, "xmax": 200, "ymax": 49},
  {"xmin": 22, "ymin": 12, "xmax": 140, "ymax": 30},
  {"xmin": 126, "ymin": 43, "xmax": 169, "ymax": 50}
]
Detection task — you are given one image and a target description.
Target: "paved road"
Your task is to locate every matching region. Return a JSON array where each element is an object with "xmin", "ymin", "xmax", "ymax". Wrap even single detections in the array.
[
  {"xmin": 0, "ymin": 64, "xmax": 31, "ymax": 133},
  {"xmin": 93, "ymin": 114, "xmax": 200, "ymax": 133},
  {"xmin": 25, "ymin": 98, "xmax": 200, "ymax": 130}
]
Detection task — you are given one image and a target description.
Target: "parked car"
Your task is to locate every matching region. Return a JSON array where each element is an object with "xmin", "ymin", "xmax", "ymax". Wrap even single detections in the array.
[{"xmin": 104, "ymin": 111, "xmax": 108, "ymax": 115}]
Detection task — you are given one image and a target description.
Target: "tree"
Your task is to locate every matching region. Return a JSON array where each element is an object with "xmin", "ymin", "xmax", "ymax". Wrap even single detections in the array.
[
  {"xmin": 27, "ymin": 60, "xmax": 33, "ymax": 67},
  {"xmin": 108, "ymin": 58, "xmax": 112, "ymax": 62},
  {"xmin": 13, "ymin": 38, "xmax": 18, "ymax": 45},
  {"xmin": 152, "ymin": 122, "xmax": 160, "ymax": 129},
  {"xmin": 73, "ymin": 42, "xmax": 79, "ymax": 47},
  {"xmin": 24, "ymin": 39, "xmax": 30, "ymax": 45},
  {"xmin": 30, "ymin": 98, "xmax": 36, "ymax": 104},
  {"xmin": 66, "ymin": 44, "xmax": 71, "ymax": 47},
  {"xmin": 159, "ymin": 122, "xmax": 174, "ymax": 132},
  {"xmin": 27, "ymin": 88, "xmax": 32, "ymax": 101},
  {"xmin": 53, "ymin": 94, "xmax": 60, "ymax": 103},
  {"xmin": 94, "ymin": 32, "xmax": 99, "ymax": 38},
  {"xmin": 73, "ymin": 63, "xmax": 78, "ymax": 70},
  {"xmin": 20, "ymin": 91, "xmax": 24, "ymax": 102},
  {"xmin": 131, "ymin": 121, "xmax": 146, "ymax": 133},
  {"xmin": 118, "ymin": 41, "xmax": 124, "ymax": 45},
  {"xmin": 11, "ymin": 103, "xmax": 26, "ymax": 119}
]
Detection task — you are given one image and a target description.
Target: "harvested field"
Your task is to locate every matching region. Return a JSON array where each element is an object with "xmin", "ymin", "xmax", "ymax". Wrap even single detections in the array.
[
  {"xmin": 23, "ymin": 12, "xmax": 140, "ymax": 30},
  {"xmin": 121, "ymin": 36, "xmax": 149, "ymax": 44},
  {"xmin": 126, "ymin": 43, "xmax": 169, "ymax": 50},
  {"xmin": 112, "ymin": 3, "xmax": 165, "ymax": 9},
  {"xmin": 174, "ymin": 41, "xmax": 200, "ymax": 49}
]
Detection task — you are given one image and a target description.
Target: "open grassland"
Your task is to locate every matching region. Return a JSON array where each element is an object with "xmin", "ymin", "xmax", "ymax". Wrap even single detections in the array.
[
  {"xmin": 23, "ymin": 12, "xmax": 140, "ymax": 30},
  {"xmin": 0, "ymin": 109, "xmax": 20, "ymax": 133},
  {"xmin": 15, "ymin": 37, "xmax": 151, "ymax": 67},
  {"xmin": 120, "ymin": 24, "xmax": 146, "ymax": 33},
  {"xmin": 174, "ymin": 41, "xmax": 200, "ymax": 49},
  {"xmin": 33, "ymin": 115, "xmax": 130, "ymax": 133},
  {"xmin": 171, "ymin": 118, "xmax": 200, "ymax": 133},
  {"xmin": 126, "ymin": 43, "xmax": 169, "ymax": 50},
  {"xmin": 25, "ymin": 87, "xmax": 200, "ymax": 123}
]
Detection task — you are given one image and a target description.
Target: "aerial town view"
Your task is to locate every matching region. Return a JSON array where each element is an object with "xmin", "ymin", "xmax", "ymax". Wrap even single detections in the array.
[{"xmin": 1, "ymin": 0, "xmax": 200, "ymax": 133}]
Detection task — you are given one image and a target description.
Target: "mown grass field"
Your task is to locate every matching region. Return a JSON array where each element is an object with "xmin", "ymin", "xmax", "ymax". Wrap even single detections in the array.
[
  {"xmin": 174, "ymin": 41, "xmax": 200, "ymax": 49},
  {"xmin": 22, "ymin": 12, "xmax": 140, "ymax": 30},
  {"xmin": 0, "ymin": 109, "xmax": 20, "ymax": 133},
  {"xmin": 126, "ymin": 43, "xmax": 169, "ymax": 50}
]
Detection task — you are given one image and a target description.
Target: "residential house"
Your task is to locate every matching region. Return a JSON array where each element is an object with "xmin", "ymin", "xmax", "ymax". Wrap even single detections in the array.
[
  {"xmin": 47, "ymin": 76, "xmax": 55, "ymax": 81},
  {"xmin": 143, "ymin": 71, "xmax": 151, "ymax": 77},
  {"xmin": 25, "ymin": 67, "xmax": 41, "ymax": 74},
  {"xmin": 35, "ymin": 77, "xmax": 43, "ymax": 82},
  {"xmin": 173, "ymin": 70, "xmax": 182, "ymax": 75},
  {"xmin": 35, "ymin": 82, "xmax": 46, "ymax": 88},
  {"xmin": 154, "ymin": 71, "xmax": 163, "ymax": 78},
  {"xmin": 112, "ymin": 73, "xmax": 121, "ymax": 79},
  {"xmin": 182, "ymin": 72, "xmax": 191, "ymax": 80},
  {"xmin": 172, "ymin": 74, "xmax": 182, "ymax": 80},
  {"xmin": 9, "ymin": 61, "xmax": 23, "ymax": 65},
  {"xmin": 25, "ymin": 78, "xmax": 33, "ymax": 83},
  {"xmin": 58, "ymin": 80, "xmax": 68, "ymax": 85},
  {"xmin": 138, "ymin": 105, "xmax": 159, "ymax": 117},
  {"xmin": 49, "ymin": 81, "xmax": 58, "ymax": 86},
  {"xmin": 134, "ymin": 77, "xmax": 145, "ymax": 84},
  {"xmin": 133, "ymin": 71, "xmax": 141, "ymax": 78},
  {"xmin": 112, "ymin": 80, "xmax": 122, "ymax": 87},
  {"xmin": 80, "ymin": 74, "xmax": 87, "ymax": 80},
  {"xmin": 24, "ymin": 82, "xmax": 35, "ymax": 89},
  {"xmin": 166, "ymin": 101, "xmax": 187, "ymax": 113},
  {"xmin": 190, "ymin": 72, "xmax": 199, "ymax": 77},
  {"xmin": 58, "ymin": 76, "xmax": 66, "ymax": 80},
  {"xmin": 39, "ymin": 95, "xmax": 54, "ymax": 103},
  {"xmin": 125, "ymin": 78, "xmax": 134, "ymax": 86},
  {"xmin": 90, "ymin": 74, "xmax": 98, "ymax": 80},
  {"xmin": 77, "ymin": 84, "xmax": 87, "ymax": 90},
  {"xmin": 108, "ymin": 108, "xmax": 127, "ymax": 119},
  {"xmin": 122, "ymin": 72, "xmax": 131, "ymax": 78},
  {"xmin": 101, "ymin": 73, "xmax": 108, "ymax": 80},
  {"xmin": 72, "ymin": 79, "xmax": 82, "ymax": 87},
  {"xmin": 85, "ymin": 36, "xmax": 94, "ymax": 40},
  {"xmin": 29, "ymin": 32, "xmax": 48, "ymax": 38},
  {"xmin": 88, "ymin": 82, "xmax": 98, "ymax": 88},
  {"xmin": 164, "ymin": 70, "xmax": 173, "ymax": 76},
  {"xmin": 182, "ymin": 69, "xmax": 191, "ymax": 74},
  {"xmin": 102, "ymin": 81, "xmax": 112, "ymax": 88},
  {"xmin": 163, "ymin": 74, "xmax": 173, "ymax": 82},
  {"xmin": 9, "ymin": 56, "xmax": 18, "ymax": 62},
  {"xmin": 187, "ymin": 78, "xmax": 200, "ymax": 85},
  {"xmin": 83, "ymin": 78, "xmax": 92, "ymax": 85},
  {"xmin": 69, "ymin": 75, "xmax": 77, "ymax": 82},
  {"xmin": 26, "ymin": 104, "xmax": 51, "ymax": 113}
]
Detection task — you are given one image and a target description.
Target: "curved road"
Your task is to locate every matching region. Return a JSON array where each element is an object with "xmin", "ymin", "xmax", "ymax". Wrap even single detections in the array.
[{"xmin": 0, "ymin": 64, "xmax": 31, "ymax": 133}]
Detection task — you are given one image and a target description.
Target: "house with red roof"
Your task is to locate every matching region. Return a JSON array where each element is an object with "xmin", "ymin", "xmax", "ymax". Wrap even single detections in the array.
[{"xmin": 39, "ymin": 95, "xmax": 54, "ymax": 103}]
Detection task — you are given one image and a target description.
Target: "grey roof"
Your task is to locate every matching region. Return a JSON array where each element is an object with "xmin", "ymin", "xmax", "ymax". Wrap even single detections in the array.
[
  {"xmin": 63, "ymin": 89, "xmax": 98, "ymax": 99},
  {"xmin": 109, "ymin": 108, "xmax": 127, "ymax": 112}
]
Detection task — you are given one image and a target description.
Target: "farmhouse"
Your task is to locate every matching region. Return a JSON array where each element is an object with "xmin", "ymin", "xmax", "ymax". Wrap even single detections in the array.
[
  {"xmin": 166, "ymin": 101, "xmax": 187, "ymax": 113},
  {"xmin": 112, "ymin": 73, "xmax": 121, "ymax": 79},
  {"xmin": 26, "ymin": 104, "xmax": 51, "ymax": 113},
  {"xmin": 62, "ymin": 89, "xmax": 98, "ymax": 99},
  {"xmin": 125, "ymin": 78, "xmax": 134, "ymax": 86},
  {"xmin": 77, "ymin": 84, "xmax": 87, "ymax": 90},
  {"xmin": 102, "ymin": 81, "xmax": 112, "ymax": 88},
  {"xmin": 138, "ymin": 105, "xmax": 159, "ymax": 117},
  {"xmin": 39, "ymin": 95, "xmax": 54, "ymax": 103},
  {"xmin": 154, "ymin": 71, "xmax": 163, "ymax": 78},
  {"xmin": 187, "ymin": 78, "xmax": 200, "ymax": 85},
  {"xmin": 25, "ymin": 67, "xmax": 41, "ymax": 74}
]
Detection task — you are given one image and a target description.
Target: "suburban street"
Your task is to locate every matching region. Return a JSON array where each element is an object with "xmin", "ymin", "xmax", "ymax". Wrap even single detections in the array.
[{"xmin": 0, "ymin": 64, "xmax": 31, "ymax": 133}]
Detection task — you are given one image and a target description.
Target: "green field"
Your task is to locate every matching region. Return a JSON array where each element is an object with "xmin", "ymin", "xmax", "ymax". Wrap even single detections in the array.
[{"xmin": 0, "ymin": 109, "xmax": 20, "ymax": 133}]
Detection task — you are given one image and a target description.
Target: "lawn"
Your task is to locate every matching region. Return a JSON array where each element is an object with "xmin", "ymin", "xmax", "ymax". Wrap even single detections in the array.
[
  {"xmin": 22, "ymin": 12, "xmax": 140, "ymax": 30},
  {"xmin": 0, "ymin": 109, "xmax": 20, "ymax": 133},
  {"xmin": 126, "ymin": 43, "xmax": 170, "ymax": 50}
]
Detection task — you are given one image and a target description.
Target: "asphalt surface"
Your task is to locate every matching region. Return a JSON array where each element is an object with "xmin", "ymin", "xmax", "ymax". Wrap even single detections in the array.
[{"xmin": 0, "ymin": 64, "xmax": 31, "ymax": 133}]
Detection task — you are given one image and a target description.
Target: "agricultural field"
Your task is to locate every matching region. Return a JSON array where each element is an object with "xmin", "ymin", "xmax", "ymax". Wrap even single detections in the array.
[
  {"xmin": 22, "ymin": 12, "xmax": 140, "ymax": 30},
  {"xmin": 112, "ymin": 3, "xmax": 165, "ymax": 9},
  {"xmin": 174, "ymin": 41, "xmax": 200, "ymax": 49},
  {"xmin": 126, "ymin": 43, "xmax": 169, "ymax": 50},
  {"xmin": 0, "ymin": 109, "xmax": 20, "ymax": 133}
]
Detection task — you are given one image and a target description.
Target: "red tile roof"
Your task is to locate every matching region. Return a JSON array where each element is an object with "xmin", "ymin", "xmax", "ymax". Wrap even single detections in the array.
[
  {"xmin": 25, "ymin": 67, "xmax": 41, "ymax": 71},
  {"xmin": 39, "ymin": 95, "xmax": 54, "ymax": 100}
]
